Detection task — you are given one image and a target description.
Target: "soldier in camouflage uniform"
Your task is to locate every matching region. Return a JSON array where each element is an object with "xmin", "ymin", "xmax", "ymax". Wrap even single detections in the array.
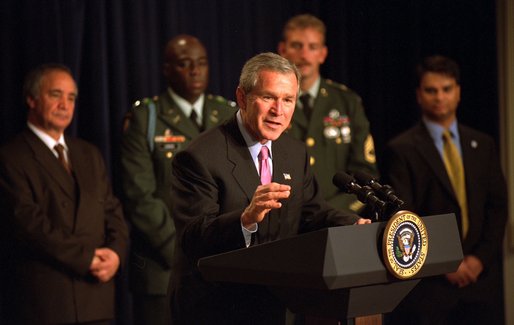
[
  {"xmin": 278, "ymin": 14, "xmax": 378, "ymax": 214},
  {"xmin": 120, "ymin": 35, "xmax": 236, "ymax": 325}
]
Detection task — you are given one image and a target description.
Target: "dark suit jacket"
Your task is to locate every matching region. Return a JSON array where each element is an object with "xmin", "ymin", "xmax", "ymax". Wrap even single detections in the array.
[
  {"xmin": 121, "ymin": 91, "xmax": 236, "ymax": 295},
  {"xmin": 0, "ymin": 129, "xmax": 128, "ymax": 324},
  {"xmin": 382, "ymin": 122, "xmax": 507, "ymax": 323},
  {"xmin": 170, "ymin": 116, "xmax": 359, "ymax": 324}
]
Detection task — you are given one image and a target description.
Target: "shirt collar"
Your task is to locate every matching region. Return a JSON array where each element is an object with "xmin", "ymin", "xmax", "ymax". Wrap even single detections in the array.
[
  {"xmin": 300, "ymin": 77, "xmax": 321, "ymax": 98},
  {"xmin": 423, "ymin": 117, "xmax": 459, "ymax": 143},
  {"xmin": 236, "ymin": 110, "xmax": 272, "ymax": 159},
  {"xmin": 168, "ymin": 87, "xmax": 205, "ymax": 119},
  {"xmin": 27, "ymin": 122, "xmax": 67, "ymax": 152}
]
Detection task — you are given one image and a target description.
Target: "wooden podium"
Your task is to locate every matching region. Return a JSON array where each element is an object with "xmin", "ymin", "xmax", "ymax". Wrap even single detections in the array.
[{"xmin": 198, "ymin": 214, "xmax": 463, "ymax": 321}]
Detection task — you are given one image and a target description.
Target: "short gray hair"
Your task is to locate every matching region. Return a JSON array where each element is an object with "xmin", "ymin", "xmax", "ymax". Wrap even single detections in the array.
[
  {"xmin": 23, "ymin": 63, "xmax": 76, "ymax": 101},
  {"xmin": 238, "ymin": 52, "xmax": 300, "ymax": 93}
]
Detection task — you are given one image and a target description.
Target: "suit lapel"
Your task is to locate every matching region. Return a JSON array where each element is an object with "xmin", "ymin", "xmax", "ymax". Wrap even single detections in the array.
[
  {"xmin": 459, "ymin": 125, "xmax": 480, "ymax": 201},
  {"xmin": 23, "ymin": 129, "xmax": 75, "ymax": 199},
  {"xmin": 158, "ymin": 92, "xmax": 199, "ymax": 139},
  {"xmin": 413, "ymin": 123, "xmax": 457, "ymax": 200},
  {"xmin": 270, "ymin": 138, "xmax": 293, "ymax": 188},
  {"xmin": 223, "ymin": 119, "xmax": 261, "ymax": 201},
  {"xmin": 66, "ymin": 137, "xmax": 86, "ymax": 195},
  {"xmin": 270, "ymin": 137, "xmax": 291, "ymax": 220}
]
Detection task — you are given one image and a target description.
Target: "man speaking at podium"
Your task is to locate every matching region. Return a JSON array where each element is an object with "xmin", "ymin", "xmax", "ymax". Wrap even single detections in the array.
[{"xmin": 169, "ymin": 52, "xmax": 370, "ymax": 324}]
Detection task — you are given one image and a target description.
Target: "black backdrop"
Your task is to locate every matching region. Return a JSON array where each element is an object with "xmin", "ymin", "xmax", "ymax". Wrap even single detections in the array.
[{"xmin": 0, "ymin": 0, "xmax": 499, "ymax": 322}]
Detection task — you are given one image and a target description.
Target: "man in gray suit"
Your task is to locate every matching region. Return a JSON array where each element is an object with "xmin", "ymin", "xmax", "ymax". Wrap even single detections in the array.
[
  {"xmin": 169, "ymin": 52, "xmax": 370, "ymax": 324},
  {"xmin": 0, "ymin": 63, "xmax": 128, "ymax": 324}
]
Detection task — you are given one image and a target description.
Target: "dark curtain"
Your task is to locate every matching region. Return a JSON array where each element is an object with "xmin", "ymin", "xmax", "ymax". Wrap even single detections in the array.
[{"xmin": 0, "ymin": 0, "xmax": 498, "ymax": 324}]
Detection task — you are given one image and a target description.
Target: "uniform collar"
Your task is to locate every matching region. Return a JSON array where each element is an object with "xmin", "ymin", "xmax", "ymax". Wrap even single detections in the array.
[
  {"xmin": 300, "ymin": 76, "xmax": 321, "ymax": 99},
  {"xmin": 168, "ymin": 87, "xmax": 205, "ymax": 120}
]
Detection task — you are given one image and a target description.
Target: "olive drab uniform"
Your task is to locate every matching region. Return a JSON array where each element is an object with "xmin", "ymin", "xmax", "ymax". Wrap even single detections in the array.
[
  {"xmin": 120, "ymin": 91, "xmax": 236, "ymax": 296},
  {"xmin": 287, "ymin": 78, "xmax": 378, "ymax": 213}
]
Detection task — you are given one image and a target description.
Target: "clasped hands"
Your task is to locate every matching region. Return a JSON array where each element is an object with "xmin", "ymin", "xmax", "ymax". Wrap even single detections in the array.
[{"xmin": 89, "ymin": 247, "xmax": 120, "ymax": 283}]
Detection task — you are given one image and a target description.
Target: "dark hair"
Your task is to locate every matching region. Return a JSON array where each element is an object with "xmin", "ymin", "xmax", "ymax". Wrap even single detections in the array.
[
  {"xmin": 23, "ymin": 63, "xmax": 75, "ymax": 100},
  {"xmin": 416, "ymin": 55, "xmax": 460, "ymax": 86}
]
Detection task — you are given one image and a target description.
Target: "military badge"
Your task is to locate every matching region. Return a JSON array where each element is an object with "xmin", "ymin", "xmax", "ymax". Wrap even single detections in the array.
[
  {"xmin": 323, "ymin": 110, "xmax": 351, "ymax": 143},
  {"xmin": 154, "ymin": 129, "xmax": 186, "ymax": 155},
  {"xmin": 341, "ymin": 125, "xmax": 351, "ymax": 143},
  {"xmin": 324, "ymin": 126, "xmax": 340, "ymax": 139},
  {"xmin": 323, "ymin": 110, "xmax": 349, "ymax": 140},
  {"xmin": 382, "ymin": 210, "xmax": 428, "ymax": 279}
]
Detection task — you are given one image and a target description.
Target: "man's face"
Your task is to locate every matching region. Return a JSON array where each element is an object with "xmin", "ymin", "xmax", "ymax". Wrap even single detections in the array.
[
  {"xmin": 237, "ymin": 70, "xmax": 298, "ymax": 144},
  {"xmin": 278, "ymin": 28, "xmax": 327, "ymax": 84},
  {"xmin": 416, "ymin": 72, "xmax": 461, "ymax": 124},
  {"xmin": 27, "ymin": 70, "xmax": 77, "ymax": 138},
  {"xmin": 164, "ymin": 39, "xmax": 209, "ymax": 103}
]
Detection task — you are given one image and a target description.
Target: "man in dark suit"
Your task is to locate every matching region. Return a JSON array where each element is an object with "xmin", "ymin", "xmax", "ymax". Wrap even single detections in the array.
[
  {"xmin": 382, "ymin": 55, "xmax": 507, "ymax": 324},
  {"xmin": 169, "ymin": 52, "xmax": 371, "ymax": 324},
  {"xmin": 278, "ymin": 14, "xmax": 378, "ymax": 213},
  {"xmin": 120, "ymin": 34, "xmax": 236, "ymax": 325},
  {"xmin": 0, "ymin": 64, "xmax": 128, "ymax": 324}
]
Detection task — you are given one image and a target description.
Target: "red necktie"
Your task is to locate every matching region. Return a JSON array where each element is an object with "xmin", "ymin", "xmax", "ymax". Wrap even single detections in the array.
[{"xmin": 259, "ymin": 146, "xmax": 271, "ymax": 185}]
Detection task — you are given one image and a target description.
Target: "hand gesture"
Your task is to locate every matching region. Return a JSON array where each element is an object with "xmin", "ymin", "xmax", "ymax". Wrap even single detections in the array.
[{"xmin": 241, "ymin": 182, "xmax": 291, "ymax": 228}]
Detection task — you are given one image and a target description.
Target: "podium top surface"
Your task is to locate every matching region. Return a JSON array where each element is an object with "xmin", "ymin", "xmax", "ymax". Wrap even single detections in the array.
[{"xmin": 198, "ymin": 214, "xmax": 463, "ymax": 290}]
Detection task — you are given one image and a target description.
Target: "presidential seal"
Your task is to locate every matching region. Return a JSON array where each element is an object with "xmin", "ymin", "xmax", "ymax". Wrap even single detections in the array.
[{"xmin": 382, "ymin": 210, "xmax": 428, "ymax": 279}]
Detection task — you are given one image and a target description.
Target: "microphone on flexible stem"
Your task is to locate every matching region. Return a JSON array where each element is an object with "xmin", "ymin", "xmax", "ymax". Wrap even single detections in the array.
[
  {"xmin": 353, "ymin": 171, "xmax": 405, "ymax": 211},
  {"xmin": 332, "ymin": 172, "xmax": 386, "ymax": 220}
]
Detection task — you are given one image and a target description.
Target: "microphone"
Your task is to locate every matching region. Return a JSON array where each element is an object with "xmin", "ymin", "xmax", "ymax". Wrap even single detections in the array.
[
  {"xmin": 332, "ymin": 172, "xmax": 387, "ymax": 213},
  {"xmin": 352, "ymin": 171, "xmax": 405, "ymax": 210}
]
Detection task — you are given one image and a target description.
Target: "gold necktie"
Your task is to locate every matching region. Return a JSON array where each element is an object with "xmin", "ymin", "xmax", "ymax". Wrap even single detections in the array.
[{"xmin": 442, "ymin": 130, "xmax": 468, "ymax": 238}]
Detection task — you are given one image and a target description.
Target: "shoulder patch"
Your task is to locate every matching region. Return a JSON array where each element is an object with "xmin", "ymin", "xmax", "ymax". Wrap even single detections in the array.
[{"xmin": 364, "ymin": 134, "xmax": 376, "ymax": 163}]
